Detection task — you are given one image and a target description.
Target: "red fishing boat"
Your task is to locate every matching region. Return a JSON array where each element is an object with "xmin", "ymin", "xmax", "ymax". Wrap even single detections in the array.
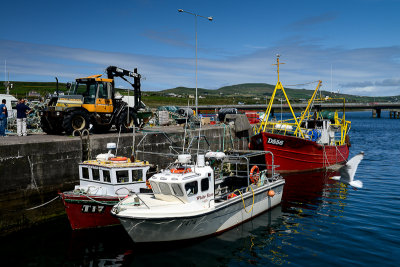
[
  {"xmin": 60, "ymin": 143, "xmax": 152, "ymax": 230},
  {"xmin": 249, "ymin": 56, "xmax": 351, "ymax": 173}
]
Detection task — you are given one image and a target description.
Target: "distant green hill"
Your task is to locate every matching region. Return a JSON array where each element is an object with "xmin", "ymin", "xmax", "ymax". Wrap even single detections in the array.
[
  {"xmin": 0, "ymin": 81, "xmax": 68, "ymax": 98},
  {"xmin": 1, "ymin": 81, "xmax": 398, "ymax": 105},
  {"xmin": 159, "ymin": 83, "xmax": 399, "ymax": 103}
]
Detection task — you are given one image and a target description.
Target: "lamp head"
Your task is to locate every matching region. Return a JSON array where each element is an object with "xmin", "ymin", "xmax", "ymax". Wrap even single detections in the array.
[
  {"xmin": 208, "ymin": 16, "xmax": 213, "ymax": 21},
  {"xmin": 178, "ymin": 9, "xmax": 183, "ymax": 12}
]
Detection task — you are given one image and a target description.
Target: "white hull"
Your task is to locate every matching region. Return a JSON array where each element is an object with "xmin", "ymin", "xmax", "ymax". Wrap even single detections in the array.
[{"xmin": 117, "ymin": 181, "xmax": 284, "ymax": 242}]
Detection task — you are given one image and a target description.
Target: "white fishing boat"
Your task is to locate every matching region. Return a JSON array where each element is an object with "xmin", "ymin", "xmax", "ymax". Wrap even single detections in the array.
[
  {"xmin": 111, "ymin": 151, "xmax": 285, "ymax": 242},
  {"xmin": 59, "ymin": 142, "xmax": 153, "ymax": 230}
]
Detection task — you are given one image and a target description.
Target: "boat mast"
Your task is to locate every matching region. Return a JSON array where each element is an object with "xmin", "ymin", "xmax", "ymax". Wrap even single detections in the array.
[{"xmin": 258, "ymin": 55, "xmax": 305, "ymax": 138}]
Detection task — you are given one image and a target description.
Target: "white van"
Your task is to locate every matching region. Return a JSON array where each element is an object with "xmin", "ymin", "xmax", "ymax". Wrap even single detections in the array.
[{"xmin": 0, "ymin": 94, "xmax": 18, "ymax": 118}]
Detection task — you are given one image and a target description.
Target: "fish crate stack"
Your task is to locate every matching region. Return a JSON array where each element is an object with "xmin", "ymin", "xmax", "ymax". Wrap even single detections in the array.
[{"xmin": 157, "ymin": 110, "xmax": 170, "ymax": 126}]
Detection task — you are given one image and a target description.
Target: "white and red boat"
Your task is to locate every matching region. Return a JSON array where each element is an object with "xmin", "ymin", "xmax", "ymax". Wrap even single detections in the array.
[
  {"xmin": 249, "ymin": 56, "xmax": 351, "ymax": 173},
  {"xmin": 60, "ymin": 143, "xmax": 152, "ymax": 230}
]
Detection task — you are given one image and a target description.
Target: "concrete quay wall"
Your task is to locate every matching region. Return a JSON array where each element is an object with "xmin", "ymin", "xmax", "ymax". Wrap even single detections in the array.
[{"xmin": 0, "ymin": 125, "xmax": 247, "ymax": 234}]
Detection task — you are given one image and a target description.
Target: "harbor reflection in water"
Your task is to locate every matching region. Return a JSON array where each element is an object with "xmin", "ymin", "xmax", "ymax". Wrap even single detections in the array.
[
  {"xmin": 2, "ymin": 169, "xmax": 347, "ymax": 266},
  {"xmin": 2, "ymin": 111, "xmax": 398, "ymax": 266}
]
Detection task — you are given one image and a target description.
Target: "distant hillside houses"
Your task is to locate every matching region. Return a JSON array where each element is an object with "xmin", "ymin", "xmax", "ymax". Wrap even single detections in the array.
[
  {"xmin": 165, "ymin": 93, "xmax": 183, "ymax": 98},
  {"xmin": 29, "ymin": 90, "xmax": 41, "ymax": 97}
]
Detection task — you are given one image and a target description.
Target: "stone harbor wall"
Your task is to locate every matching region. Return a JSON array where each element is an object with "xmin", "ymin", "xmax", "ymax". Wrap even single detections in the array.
[{"xmin": 0, "ymin": 125, "xmax": 250, "ymax": 234}]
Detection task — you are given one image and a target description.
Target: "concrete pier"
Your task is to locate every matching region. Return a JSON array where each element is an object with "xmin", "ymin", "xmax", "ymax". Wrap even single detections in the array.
[
  {"xmin": 389, "ymin": 110, "xmax": 400, "ymax": 119},
  {"xmin": 0, "ymin": 125, "xmax": 248, "ymax": 234},
  {"xmin": 372, "ymin": 108, "xmax": 381, "ymax": 118}
]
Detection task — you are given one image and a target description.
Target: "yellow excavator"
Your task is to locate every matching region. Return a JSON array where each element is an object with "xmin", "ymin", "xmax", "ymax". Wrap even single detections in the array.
[{"xmin": 40, "ymin": 66, "xmax": 152, "ymax": 134}]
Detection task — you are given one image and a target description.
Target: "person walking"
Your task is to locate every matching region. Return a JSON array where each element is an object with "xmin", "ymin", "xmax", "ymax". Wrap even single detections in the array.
[
  {"xmin": 0, "ymin": 99, "xmax": 7, "ymax": 137},
  {"xmin": 16, "ymin": 99, "xmax": 31, "ymax": 136}
]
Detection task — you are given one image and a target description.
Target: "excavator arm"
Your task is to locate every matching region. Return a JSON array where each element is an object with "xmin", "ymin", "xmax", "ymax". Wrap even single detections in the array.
[{"xmin": 106, "ymin": 66, "xmax": 142, "ymax": 110}]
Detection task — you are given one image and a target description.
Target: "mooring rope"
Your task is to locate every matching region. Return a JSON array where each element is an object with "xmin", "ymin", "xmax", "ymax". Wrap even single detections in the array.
[
  {"xmin": 233, "ymin": 186, "xmax": 255, "ymax": 214},
  {"xmin": 25, "ymin": 195, "xmax": 60, "ymax": 211}
]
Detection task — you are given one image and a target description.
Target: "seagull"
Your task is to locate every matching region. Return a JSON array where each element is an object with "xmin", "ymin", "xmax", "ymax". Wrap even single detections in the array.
[{"xmin": 331, "ymin": 152, "xmax": 364, "ymax": 189}]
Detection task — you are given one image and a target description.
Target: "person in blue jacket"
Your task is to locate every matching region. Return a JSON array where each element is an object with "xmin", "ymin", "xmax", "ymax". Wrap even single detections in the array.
[
  {"xmin": 0, "ymin": 99, "xmax": 8, "ymax": 137},
  {"xmin": 16, "ymin": 99, "xmax": 32, "ymax": 136}
]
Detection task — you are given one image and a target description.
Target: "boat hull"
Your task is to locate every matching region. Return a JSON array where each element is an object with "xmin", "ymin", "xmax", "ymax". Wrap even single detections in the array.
[
  {"xmin": 60, "ymin": 192, "xmax": 122, "ymax": 230},
  {"xmin": 250, "ymin": 132, "xmax": 349, "ymax": 173},
  {"xmin": 116, "ymin": 181, "xmax": 284, "ymax": 242}
]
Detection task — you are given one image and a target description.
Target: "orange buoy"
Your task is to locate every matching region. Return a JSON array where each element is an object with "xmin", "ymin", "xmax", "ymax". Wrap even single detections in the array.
[
  {"xmin": 110, "ymin": 157, "xmax": 128, "ymax": 161},
  {"xmin": 228, "ymin": 193, "xmax": 237, "ymax": 199},
  {"xmin": 146, "ymin": 180, "xmax": 152, "ymax": 189},
  {"xmin": 267, "ymin": 190, "xmax": 275, "ymax": 197}
]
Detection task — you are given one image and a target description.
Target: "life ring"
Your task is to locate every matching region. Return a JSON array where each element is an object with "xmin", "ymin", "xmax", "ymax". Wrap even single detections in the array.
[
  {"xmin": 250, "ymin": 165, "xmax": 260, "ymax": 184},
  {"xmin": 171, "ymin": 168, "xmax": 192, "ymax": 174},
  {"xmin": 110, "ymin": 157, "xmax": 128, "ymax": 162}
]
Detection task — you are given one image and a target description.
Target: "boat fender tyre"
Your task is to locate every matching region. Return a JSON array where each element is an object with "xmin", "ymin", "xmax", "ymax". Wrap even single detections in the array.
[
  {"xmin": 250, "ymin": 165, "xmax": 260, "ymax": 184},
  {"xmin": 62, "ymin": 109, "xmax": 90, "ymax": 135}
]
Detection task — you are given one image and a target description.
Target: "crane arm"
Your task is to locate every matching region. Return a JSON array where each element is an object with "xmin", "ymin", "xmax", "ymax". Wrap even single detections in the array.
[{"xmin": 106, "ymin": 66, "xmax": 142, "ymax": 110}]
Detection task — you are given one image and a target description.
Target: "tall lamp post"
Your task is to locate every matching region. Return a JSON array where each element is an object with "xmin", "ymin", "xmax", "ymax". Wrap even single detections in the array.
[{"xmin": 178, "ymin": 9, "xmax": 213, "ymax": 117}]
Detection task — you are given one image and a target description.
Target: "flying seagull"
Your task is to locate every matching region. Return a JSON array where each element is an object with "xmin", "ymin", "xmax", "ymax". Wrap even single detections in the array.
[{"xmin": 331, "ymin": 152, "xmax": 364, "ymax": 189}]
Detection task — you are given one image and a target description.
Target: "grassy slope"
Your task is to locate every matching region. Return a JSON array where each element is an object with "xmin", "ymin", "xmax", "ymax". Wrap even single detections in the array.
[{"xmin": 1, "ymin": 81, "xmax": 398, "ymax": 107}]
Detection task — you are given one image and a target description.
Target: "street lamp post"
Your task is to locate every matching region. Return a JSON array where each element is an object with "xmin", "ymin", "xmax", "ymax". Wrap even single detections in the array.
[{"xmin": 178, "ymin": 9, "xmax": 213, "ymax": 117}]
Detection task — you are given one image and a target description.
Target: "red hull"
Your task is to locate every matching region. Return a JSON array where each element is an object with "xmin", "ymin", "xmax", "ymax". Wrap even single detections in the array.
[
  {"xmin": 250, "ymin": 132, "xmax": 349, "ymax": 173},
  {"xmin": 60, "ymin": 192, "xmax": 121, "ymax": 230}
]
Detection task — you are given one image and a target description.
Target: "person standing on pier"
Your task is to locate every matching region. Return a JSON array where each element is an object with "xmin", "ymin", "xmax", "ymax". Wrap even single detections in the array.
[
  {"xmin": 16, "ymin": 99, "xmax": 31, "ymax": 136},
  {"xmin": 0, "ymin": 99, "xmax": 8, "ymax": 137}
]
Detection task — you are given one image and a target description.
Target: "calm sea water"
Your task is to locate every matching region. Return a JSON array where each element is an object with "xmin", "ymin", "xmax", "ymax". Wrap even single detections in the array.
[{"xmin": 1, "ymin": 111, "xmax": 400, "ymax": 266}]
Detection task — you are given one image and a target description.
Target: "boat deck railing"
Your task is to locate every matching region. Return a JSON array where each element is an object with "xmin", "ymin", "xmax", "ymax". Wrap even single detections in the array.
[{"xmin": 255, "ymin": 112, "xmax": 351, "ymax": 146}]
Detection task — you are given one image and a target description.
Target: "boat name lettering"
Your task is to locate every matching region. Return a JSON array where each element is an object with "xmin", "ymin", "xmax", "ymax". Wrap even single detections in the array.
[
  {"xmin": 81, "ymin": 204, "xmax": 105, "ymax": 213},
  {"xmin": 267, "ymin": 138, "xmax": 284, "ymax": 146},
  {"xmin": 196, "ymin": 193, "xmax": 214, "ymax": 200}
]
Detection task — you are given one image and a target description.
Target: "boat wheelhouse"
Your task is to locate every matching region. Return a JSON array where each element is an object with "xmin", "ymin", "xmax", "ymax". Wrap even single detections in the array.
[{"xmin": 60, "ymin": 143, "xmax": 152, "ymax": 230}]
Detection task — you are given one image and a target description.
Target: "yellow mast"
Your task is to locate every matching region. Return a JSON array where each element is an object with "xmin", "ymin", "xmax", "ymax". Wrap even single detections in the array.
[
  {"xmin": 293, "ymin": 80, "xmax": 322, "ymax": 136},
  {"xmin": 258, "ymin": 55, "xmax": 305, "ymax": 138}
]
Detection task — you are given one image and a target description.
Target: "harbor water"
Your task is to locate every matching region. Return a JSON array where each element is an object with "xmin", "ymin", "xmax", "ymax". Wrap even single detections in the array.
[{"xmin": 1, "ymin": 111, "xmax": 399, "ymax": 266}]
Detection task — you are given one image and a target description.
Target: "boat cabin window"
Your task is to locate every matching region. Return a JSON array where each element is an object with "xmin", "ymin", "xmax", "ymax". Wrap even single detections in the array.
[
  {"xmin": 159, "ymin": 182, "xmax": 172, "ymax": 195},
  {"xmin": 201, "ymin": 178, "xmax": 209, "ymax": 192},
  {"xmin": 132, "ymin": 169, "xmax": 143, "ymax": 182},
  {"xmin": 102, "ymin": 170, "xmax": 111, "ymax": 183},
  {"xmin": 92, "ymin": 168, "xmax": 100, "ymax": 181},
  {"xmin": 171, "ymin": 183, "xmax": 184, "ymax": 197},
  {"xmin": 185, "ymin": 181, "xmax": 198, "ymax": 196},
  {"xmin": 81, "ymin": 167, "xmax": 89, "ymax": 179},
  {"xmin": 150, "ymin": 181, "xmax": 160, "ymax": 194},
  {"xmin": 116, "ymin": 170, "xmax": 130, "ymax": 183}
]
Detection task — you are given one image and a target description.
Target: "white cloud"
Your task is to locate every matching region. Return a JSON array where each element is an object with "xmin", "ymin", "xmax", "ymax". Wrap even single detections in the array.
[{"xmin": 1, "ymin": 39, "xmax": 400, "ymax": 96}]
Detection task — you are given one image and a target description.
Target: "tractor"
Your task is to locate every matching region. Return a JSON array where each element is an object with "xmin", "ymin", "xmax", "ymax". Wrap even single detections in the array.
[{"xmin": 40, "ymin": 66, "xmax": 152, "ymax": 135}]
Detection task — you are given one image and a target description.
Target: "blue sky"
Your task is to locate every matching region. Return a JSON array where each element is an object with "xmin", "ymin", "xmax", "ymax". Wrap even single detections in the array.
[{"xmin": 1, "ymin": 0, "xmax": 400, "ymax": 96}]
